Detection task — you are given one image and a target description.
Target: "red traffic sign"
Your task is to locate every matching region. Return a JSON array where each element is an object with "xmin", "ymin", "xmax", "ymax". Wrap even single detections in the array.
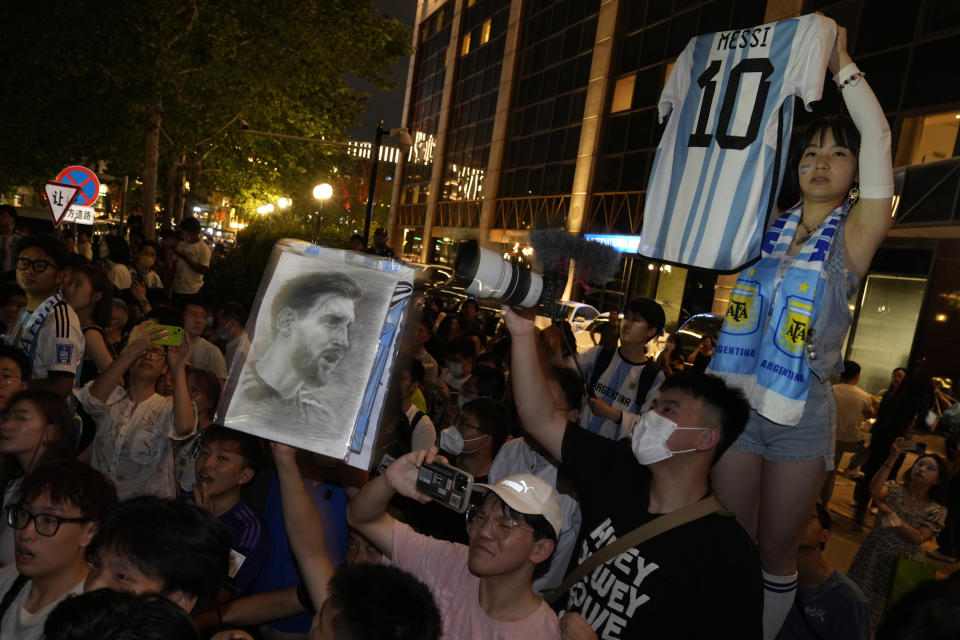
[
  {"xmin": 44, "ymin": 182, "xmax": 82, "ymax": 227},
  {"xmin": 54, "ymin": 165, "xmax": 101, "ymax": 207}
]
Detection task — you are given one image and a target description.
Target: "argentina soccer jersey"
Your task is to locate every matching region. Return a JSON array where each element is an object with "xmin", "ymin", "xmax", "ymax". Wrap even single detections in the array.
[{"xmin": 641, "ymin": 14, "xmax": 837, "ymax": 271}]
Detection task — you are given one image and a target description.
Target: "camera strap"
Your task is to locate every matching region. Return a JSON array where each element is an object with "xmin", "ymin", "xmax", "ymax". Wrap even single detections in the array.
[
  {"xmin": 0, "ymin": 574, "xmax": 28, "ymax": 624},
  {"xmin": 545, "ymin": 494, "xmax": 728, "ymax": 606}
]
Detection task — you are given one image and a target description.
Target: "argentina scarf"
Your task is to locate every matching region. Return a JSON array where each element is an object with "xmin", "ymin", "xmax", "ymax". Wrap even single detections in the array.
[
  {"xmin": 13, "ymin": 291, "xmax": 65, "ymax": 364},
  {"xmin": 708, "ymin": 201, "xmax": 850, "ymax": 425}
]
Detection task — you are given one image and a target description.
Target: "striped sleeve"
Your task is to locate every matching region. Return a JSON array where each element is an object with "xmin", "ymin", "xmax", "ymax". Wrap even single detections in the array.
[{"xmin": 36, "ymin": 301, "xmax": 85, "ymax": 377}]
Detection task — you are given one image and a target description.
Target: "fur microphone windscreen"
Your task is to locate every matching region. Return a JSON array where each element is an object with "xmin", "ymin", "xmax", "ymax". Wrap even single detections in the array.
[{"xmin": 529, "ymin": 229, "xmax": 622, "ymax": 286}]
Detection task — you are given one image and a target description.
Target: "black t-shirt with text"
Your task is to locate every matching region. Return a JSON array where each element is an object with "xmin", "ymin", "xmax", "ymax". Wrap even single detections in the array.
[{"xmin": 559, "ymin": 424, "xmax": 762, "ymax": 639}]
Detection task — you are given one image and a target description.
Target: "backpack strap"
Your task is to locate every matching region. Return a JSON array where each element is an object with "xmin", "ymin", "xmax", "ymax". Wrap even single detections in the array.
[
  {"xmin": 587, "ymin": 346, "xmax": 616, "ymax": 395},
  {"xmin": 633, "ymin": 359, "xmax": 661, "ymax": 409},
  {"xmin": 546, "ymin": 495, "xmax": 727, "ymax": 606},
  {"xmin": 0, "ymin": 574, "xmax": 28, "ymax": 624},
  {"xmin": 410, "ymin": 411, "xmax": 425, "ymax": 431}
]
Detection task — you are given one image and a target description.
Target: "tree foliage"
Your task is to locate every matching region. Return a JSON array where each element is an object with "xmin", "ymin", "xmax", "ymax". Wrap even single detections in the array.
[{"xmin": 0, "ymin": 0, "xmax": 410, "ymax": 220}]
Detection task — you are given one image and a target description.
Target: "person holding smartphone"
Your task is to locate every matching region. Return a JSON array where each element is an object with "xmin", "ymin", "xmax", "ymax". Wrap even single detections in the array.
[{"xmin": 847, "ymin": 437, "xmax": 948, "ymax": 630}]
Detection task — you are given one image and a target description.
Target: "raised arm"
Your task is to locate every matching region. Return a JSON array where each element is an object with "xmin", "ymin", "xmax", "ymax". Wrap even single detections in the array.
[
  {"xmin": 346, "ymin": 448, "xmax": 437, "ymax": 559},
  {"xmin": 166, "ymin": 340, "xmax": 197, "ymax": 437},
  {"xmin": 831, "ymin": 26, "xmax": 894, "ymax": 279},
  {"xmin": 89, "ymin": 322, "xmax": 165, "ymax": 402},
  {"xmin": 273, "ymin": 442, "xmax": 335, "ymax": 613},
  {"xmin": 503, "ymin": 306, "xmax": 567, "ymax": 462}
]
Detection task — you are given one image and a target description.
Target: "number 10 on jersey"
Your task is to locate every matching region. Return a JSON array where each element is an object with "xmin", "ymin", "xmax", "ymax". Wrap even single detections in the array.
[{"xmin": 688, "ymin": 58, "xmax": 774, "ymax": 151}]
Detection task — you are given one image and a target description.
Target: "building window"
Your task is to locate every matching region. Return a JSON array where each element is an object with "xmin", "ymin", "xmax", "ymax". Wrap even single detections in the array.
[
  {"xmin": 611, "ymin": 74, "xmax": 635, "ymax": 113},
  {"xmin": 895, "ymin": 111, "xmax": 960, "ymax": 167},
  {"xmin": 461, "ymin": 32, "xmax": 471, "ymax": 56},
  {"xmin": 481, "ymin": 19, "xmax": 491, "ymax": 45}
]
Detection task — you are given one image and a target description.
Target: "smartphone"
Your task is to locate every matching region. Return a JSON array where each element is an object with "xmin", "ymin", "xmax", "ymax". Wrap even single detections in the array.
[
  {"xmin": 416, "ymin": 461, "xmax": 474, "ymax": 513},
  {"xmin": 374, "ymin": 453, "xmax": 396, "ymax": 477},
  {"xmin": 150, "ymin": 324, "xmax": 183, "ymax": 347},
  {"xmin": 903, "ymin": 440, "xmax": 927, "ymax": 455}
]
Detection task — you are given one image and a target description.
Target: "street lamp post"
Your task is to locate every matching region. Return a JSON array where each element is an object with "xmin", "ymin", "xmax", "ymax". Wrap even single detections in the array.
[
  {"xmin": 313, "ymin": 183, "xmax": 332, "ymax": 219},
  {"xmin": 362, "ymin": 121, "xmax": 386, "ymax": 247}
]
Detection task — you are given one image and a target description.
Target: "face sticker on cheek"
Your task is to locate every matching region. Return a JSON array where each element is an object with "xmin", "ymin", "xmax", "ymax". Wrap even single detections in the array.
[{"xmin": 799, "ymin": 164, "xmax": 811, "ymax": 175}]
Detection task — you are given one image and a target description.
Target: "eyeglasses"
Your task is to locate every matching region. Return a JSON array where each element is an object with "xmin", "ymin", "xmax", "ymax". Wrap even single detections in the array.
[
  {"xmin": 143, "ymin": 349, "xmax": 167, "ymax": 361},
  {"xmin": 15, "ymin": 258, "xmax": 56, "ymax": 273},
  {"xmin": 6, "ymin": 504, "xmax": 91, "ymax": 537},
  {"xmin": 0, "ymin": 374, "xmax": 21, "ymax": 387},
  {"xmin": 465, "ymin": 506, "xmax": 533, "ymax": 539}
]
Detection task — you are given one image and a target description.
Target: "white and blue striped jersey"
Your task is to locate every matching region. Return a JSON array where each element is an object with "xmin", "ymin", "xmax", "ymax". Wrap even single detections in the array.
[{"xmin": 641, "ymin": 14, "xmax": 836, "ymax": 271}]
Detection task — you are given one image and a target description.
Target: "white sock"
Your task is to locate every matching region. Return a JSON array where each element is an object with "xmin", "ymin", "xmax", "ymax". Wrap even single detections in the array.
[{"xmin": 762, "ymin": 570, "xmax": 798, "ymax": 640}]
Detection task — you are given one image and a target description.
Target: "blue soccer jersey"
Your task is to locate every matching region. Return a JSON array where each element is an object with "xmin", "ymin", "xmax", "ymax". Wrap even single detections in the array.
[{"xmin": 641, "ymin": 14, "xmax": 836, "ymax": 271}]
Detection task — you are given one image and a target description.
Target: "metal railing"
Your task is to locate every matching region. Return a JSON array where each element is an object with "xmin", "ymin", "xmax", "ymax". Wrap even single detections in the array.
[
  {"xmin": 436, "ymin": 200, "xmax": 481, "ymax": 227},
  {"xmin": 585, "ymin": 191, "xmax": 646, "ymax": 235},
  {"xmin": 396, "ymin": 203, "xmax": 427, "ymax": 227},
  {"xmin": 493, "ymin": 194, "xmax": 570, "ymax": 230}
]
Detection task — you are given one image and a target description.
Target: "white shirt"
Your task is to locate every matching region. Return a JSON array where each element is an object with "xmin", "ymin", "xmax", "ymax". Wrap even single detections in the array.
[
  {"xmin": 189, "ymin": 337, "xmax": 228, "ymax": 380},
  {"xmin": 109, "ymin": 263, "xmax": 132, "ymax": 290},
  {"xmin": 173, "ymin": 240, "xmax": 212, "ymax": 294},
  {"xmin": 6, "ymin": 294, "xmax": 84, "ymax": 381},
  {"xmin": 75, "ymin": 381, "xmax": 196, "ymax": 500},
  {"xmin": 488, "ymin": 438, "xmax": 582, "ymax": 593},
  {"xmin": 0, "ymin": 565, "xmax": 84, "ymax": 640}
]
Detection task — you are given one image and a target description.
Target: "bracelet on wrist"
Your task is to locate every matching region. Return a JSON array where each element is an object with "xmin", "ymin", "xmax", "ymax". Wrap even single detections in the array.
[{"xmin": 836, "ymin": 70, "xmax": 866, "ymax": 90}]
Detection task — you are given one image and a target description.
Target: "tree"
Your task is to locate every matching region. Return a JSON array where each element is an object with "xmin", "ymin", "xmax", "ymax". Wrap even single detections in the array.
[{"xmin": 0, "ymin": 1, "xmax": 410, "ymax": 235}]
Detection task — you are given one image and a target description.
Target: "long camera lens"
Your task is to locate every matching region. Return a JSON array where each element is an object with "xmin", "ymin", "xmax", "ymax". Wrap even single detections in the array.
[{"xmin": 453, "ymin": 241, "xmax": 543, "ymax": 308}]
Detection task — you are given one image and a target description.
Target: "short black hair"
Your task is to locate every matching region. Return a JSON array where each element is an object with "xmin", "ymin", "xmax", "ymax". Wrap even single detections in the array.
[
  {"xmin": 445, "ymin": 337, "xmax": 477, "ymax": 360},
  {"xmin": 271, "ymin": 272, "xmax": 362, "ymax": 334},
  {"xmin": 7, "ymin": 390, "xmax": 77, "ymax": 468},
  {"xmin": 465, "ymin": 366, "xmax": 506, "ymax": 402},
  {"xmin": 218, "ymin": 301, "xmax": 247, "ymax": 326},
  {"xmin": 623, "ymin": 297, "xmax": 666, "ymax": 337},
  {"xmin": 200, "ymin": 425, "xmax": 265, "ymax": 473},
  {"xmin": 137, "ymin": 240, "xmax": 159, "ymax": 253},
  {"xmin": 658, "ymin": 370, "xmax": 750, "ymax": 465},
  {"xmin": 327, "ymin": 564, "xmax": 442, "ymax": 640},
  {"xmin": 44, "ymin": 589, "xmax": 201, "ymax": 640},
  {"xmin": 397, "ymin": 355, "xmax": 425, "ymax": 385},
  {"xmin": 0, "ymin": 344, "xmax": 31, "ymax": 380},
  {"xmin": 18, "ymin": 460, "xmax": 117, "ymax": 522},
  {"xmin": 462, "ymin": 398, "xmax": 512, "ymax": 453},
  {"xmin": 86, "ymin": 496, "xmax": 231, "ymax": 604},
  {"xmin": 103, "ymin": 236, "xmax": 130, "ymax": 265},
  {"xmin": 18, "ymin": 233, "xmax": 68, "ymax": 269},
  {"xmin": 179, "ymin": 217, "xmax": 201, "ymax": 233},
  {"xmin": 841, "ymin": 360, "xmax": 861, "ymax": 382},
  {"xmin": 0, "ymin": 204, "xmax": 18, "ymax": 221}
]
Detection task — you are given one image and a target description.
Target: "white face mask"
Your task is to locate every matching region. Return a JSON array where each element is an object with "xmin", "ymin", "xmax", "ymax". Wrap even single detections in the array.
[
  {"xmin": 439, "ymin": 426, "xmax": 486, "ymax": 456},
  {"xmin": 446, "ymin": 362, "xmax": 465, "ymax": 378},
  {"xmin": 630, "ymin": 411, "xmax": 706, "ymax": 466}
]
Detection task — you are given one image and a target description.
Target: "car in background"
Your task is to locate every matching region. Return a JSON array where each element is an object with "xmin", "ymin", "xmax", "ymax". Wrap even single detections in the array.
[
  {"xmin": 669, "ymin": 313, "xmax": 723, "ymax": 363},
  {"xmin": 407, "ymin": 262, "xmax": 455, "ymax": 288}
]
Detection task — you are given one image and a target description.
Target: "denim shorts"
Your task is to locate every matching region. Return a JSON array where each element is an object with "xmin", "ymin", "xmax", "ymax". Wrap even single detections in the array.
[{"xmin": 731, "ymin": 379, "xmax": 837, "ymax": 471}]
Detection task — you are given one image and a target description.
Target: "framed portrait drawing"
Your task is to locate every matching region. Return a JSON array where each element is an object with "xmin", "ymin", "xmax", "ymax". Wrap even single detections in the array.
[{"xmin": 218, "ymin": 239, "xmax": 413, "ymax": 465}]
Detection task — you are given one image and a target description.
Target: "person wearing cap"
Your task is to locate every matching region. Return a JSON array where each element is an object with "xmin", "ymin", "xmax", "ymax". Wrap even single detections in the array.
[
  {"xmin": 365, "ymin": 228, "xmax": 397, "ymax": 259},
  {"xmin": 504, "ymin": 304, "xmax": 762, "ymax": 639},
  {"xmin": 576, "ymin": 296, "xmax": 667, "ymax": 440},
  {"xmin": 347, "ymin": 453, "xmax": 561, "ymax": 640}
]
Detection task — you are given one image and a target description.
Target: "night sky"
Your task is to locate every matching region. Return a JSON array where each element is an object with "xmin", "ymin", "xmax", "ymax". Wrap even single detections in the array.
[{"xmin": 347, "ymin": 0, "xmax": 417, "ymax": 140}]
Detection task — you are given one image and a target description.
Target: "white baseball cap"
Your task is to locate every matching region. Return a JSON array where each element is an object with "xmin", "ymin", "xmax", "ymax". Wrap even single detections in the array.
[{"xmin": 475, "ymin": 474, "xmax": 563, "ymax": 538}]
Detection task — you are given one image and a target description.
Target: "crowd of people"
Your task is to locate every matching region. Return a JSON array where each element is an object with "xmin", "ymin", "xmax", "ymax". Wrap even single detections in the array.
[{"xmin": 0, "ymin": 25, "xmax": 956, "ymax": 640}]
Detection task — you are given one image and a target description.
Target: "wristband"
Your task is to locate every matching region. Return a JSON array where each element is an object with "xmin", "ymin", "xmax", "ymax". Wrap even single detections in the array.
[{"xmin": 834, "ymin": 63, "xmax": 865, "ymax": 90}]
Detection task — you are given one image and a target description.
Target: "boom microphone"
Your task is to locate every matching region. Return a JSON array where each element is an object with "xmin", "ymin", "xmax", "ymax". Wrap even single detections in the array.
[{"xmin": 452, "ymin": 230, "xmax": 621, "ymax": 317}]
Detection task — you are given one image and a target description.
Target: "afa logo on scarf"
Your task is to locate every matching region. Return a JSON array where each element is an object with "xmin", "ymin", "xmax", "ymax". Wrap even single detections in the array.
[
  {"xmin": 775, "ymin": 296, "xmax": 813, "ymax": 358},
  {"xmin": 723, "ymin": 279, "xmax": 763, "ymax": 335}
]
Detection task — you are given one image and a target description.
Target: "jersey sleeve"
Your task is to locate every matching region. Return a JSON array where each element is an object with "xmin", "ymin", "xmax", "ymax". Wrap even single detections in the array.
[
  {"xmin": 226, "ymin": 519, "xmax": 270, "ymax": 596},
  {"xmin": 36, "ymin": 304, "xmax": 84, "ymax": 377},
  {"xmin": 789, "ymin": 14, "xmax": 837, "ymax": 110},
  {"xmin": 658, "ymin": 37, "xmax": 696, "ymax": 123}
]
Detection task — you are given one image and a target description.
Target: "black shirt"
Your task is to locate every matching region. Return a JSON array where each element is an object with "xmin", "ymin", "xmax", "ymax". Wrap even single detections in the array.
[{"xmin": 559, "ymin": 424, "xmax": 762, "ymax": 639}]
